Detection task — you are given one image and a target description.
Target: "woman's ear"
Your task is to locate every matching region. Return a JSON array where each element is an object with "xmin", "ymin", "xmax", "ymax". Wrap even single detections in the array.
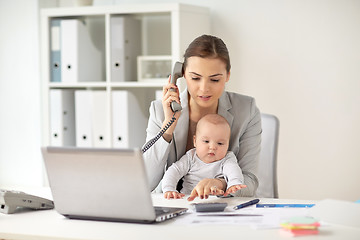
[{"xmin": 226, "ymin": 71, "xmax": 231, "ymax": 83}]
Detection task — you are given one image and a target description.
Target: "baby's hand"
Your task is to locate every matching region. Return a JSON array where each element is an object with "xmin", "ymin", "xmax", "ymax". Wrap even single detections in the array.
[
  {"xmin": 164, "ymin": 191, "xmax": 185, "ymax": 199},
  {"xmin": 223, "ymin": 184, "xmax": 247, "ymax": 197}
]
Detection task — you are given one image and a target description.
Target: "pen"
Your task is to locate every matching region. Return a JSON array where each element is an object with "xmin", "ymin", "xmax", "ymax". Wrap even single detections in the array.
[
  {"xmin": 256, "ymin": 204, "xmax": 315, "ymax": 208},
  {"xmin": 233, "ymin": 199, "xmax": 260, "ymax": 210}
]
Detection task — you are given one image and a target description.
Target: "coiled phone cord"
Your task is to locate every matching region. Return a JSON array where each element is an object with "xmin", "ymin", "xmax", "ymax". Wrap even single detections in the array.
[{"xmin": 141, "ymin": 112, "xmax": 177, "ymax": 153}]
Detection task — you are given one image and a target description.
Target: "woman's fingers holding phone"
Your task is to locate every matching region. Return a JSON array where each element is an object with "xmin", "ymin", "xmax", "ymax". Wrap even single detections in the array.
[
  {"xmin": 163, "ymin": 79, "xmax": 179, "ymax": 96},
  {"xmin": 161, "ymin": 81, "xmax": 182, "ymax": 133},
  {"xmin": 162, "ymin": 81, "xmax": 181, "ymax": 111},
  {"xmin": 163, "ymin": 88, "xmax": 179, "ymax": 102}
]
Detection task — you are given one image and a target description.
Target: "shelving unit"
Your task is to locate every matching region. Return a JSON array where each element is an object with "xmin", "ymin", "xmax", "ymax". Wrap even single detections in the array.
[{"xmin": 40, "ymin": 3, "xmax": 210, "ymax": 148}]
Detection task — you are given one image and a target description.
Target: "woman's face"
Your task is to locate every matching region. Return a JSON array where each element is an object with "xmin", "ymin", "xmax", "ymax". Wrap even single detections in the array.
[{"xmin": 184, "ymin": 57, "xmax": 230, "ymax": 110}]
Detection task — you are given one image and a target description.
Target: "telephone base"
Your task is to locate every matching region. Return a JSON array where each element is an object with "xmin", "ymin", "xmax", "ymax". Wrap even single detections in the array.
[{"xmin": 0, "ymin": 189, "xmax": 54, "ymax": 214}]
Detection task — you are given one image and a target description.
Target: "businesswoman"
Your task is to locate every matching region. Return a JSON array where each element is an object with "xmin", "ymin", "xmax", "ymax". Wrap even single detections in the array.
[{"xmin": 143, "ymin": 35, "xmax": 261, "ymax": 201}]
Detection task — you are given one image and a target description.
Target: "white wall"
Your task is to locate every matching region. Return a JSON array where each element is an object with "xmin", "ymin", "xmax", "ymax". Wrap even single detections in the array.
[
  {"xmin": 222, "ymin": 0, "xmax": 360, "ymax": 201},
  {"xmin": 1, "ymin": 0, "xmax": 359, "ymax": 200},
  {"xmin": 87, "ymin": 0, "xmax": 360, "ymax": 201},
  {"xmin": 0, "ymin": 0, "xmax": 43, "ymax": 186}
]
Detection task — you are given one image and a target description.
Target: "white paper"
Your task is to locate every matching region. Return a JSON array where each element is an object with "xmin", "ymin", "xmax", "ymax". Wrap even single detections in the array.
[{"xmin": 174, "ymin": 206, "xmax": 311, "ymax": 229}]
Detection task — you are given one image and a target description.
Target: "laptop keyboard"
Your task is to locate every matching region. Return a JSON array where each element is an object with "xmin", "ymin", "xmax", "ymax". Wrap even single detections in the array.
[
  {"xmin": 155, "ymin": 206, "xmax": 172, "ymax": 215},
  {"xmin": 154, "ymin": 206, "xmax": 187, "ymax": 222}
]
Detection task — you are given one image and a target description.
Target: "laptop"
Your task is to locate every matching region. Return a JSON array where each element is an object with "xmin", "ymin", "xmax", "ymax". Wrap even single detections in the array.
[{"xmin": 41, "ymin": 147, "xmax": 187, "ymax": 223}]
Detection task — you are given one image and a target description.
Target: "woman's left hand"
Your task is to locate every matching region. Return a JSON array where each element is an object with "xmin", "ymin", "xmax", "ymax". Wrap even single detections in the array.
[{"xmin": 187, "ymin": 178, "xmax": 225, "ymax": 201}]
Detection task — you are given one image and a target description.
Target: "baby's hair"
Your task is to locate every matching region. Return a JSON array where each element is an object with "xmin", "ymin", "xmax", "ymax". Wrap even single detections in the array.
[{"xmin": 196, "ymin": 114, "xmax": 230, "ymax": 136}]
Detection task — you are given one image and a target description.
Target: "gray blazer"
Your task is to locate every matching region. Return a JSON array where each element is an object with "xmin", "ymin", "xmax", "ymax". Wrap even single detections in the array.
[{"xmin": 143, "ymin": 89, "xmax": 261, "ymax": 197}]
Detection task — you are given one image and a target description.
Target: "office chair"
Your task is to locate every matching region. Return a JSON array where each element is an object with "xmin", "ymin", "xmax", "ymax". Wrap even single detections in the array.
[{"xmin": 255, "ymin": 113, "xmax": 280, "ymax": 198}]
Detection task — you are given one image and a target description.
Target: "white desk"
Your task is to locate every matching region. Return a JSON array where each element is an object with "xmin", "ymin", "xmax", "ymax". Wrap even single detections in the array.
[{"xmin": 0, "ymin": 191, "xmax": 359, "ymax": 240}]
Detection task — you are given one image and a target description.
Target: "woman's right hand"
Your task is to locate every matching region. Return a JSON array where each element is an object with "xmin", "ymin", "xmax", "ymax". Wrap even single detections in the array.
[{"xmin": 161, "ymin": 76, "xmax": 181, "ymax": 141}]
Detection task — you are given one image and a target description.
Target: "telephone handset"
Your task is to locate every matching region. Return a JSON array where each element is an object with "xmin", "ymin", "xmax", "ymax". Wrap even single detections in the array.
[
  {"xmin": 141, "ymin": 62, "xmax": 183, "ymax": 153},
  {"xmin": 169, "ymin": 61, "xmax": 183, "ymax": 112}
]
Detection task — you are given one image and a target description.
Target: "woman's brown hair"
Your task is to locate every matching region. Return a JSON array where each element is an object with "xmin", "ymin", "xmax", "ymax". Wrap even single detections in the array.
[{"xmin": 183, "ymin": 35, "xmax": 231, "ymax": 73}]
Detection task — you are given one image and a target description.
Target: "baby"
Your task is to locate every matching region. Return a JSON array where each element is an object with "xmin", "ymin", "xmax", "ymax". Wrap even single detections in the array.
[{"xmin": 162, "ymin": 114, "xmax": 246, "ymax": 199}]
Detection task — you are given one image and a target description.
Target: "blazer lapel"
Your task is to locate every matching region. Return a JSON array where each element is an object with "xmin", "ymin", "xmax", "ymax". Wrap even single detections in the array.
[
  {"xmin": 173, "ymin": 89, "xmax": 189, "ymax": 160},
  {"xmin": 218, "ymin": 91, "xmax": 234, "ymax": 127}
]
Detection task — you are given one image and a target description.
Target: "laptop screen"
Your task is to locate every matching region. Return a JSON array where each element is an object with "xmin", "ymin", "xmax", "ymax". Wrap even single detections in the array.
[{"xmin": 42, "ymin": 147, "xmax": 157, "ymax": 222}]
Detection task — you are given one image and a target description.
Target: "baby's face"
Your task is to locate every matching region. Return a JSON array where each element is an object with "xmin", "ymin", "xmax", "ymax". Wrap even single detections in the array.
[{"xmin": 194, "ymin": 122, "xmax": 230, "ymax": 164}]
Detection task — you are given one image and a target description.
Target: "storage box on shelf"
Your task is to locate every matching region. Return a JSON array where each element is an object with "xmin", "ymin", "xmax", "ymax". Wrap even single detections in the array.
[{"xmin": 137, "ymin": 55, "xmax": 172, "ymax": 83}]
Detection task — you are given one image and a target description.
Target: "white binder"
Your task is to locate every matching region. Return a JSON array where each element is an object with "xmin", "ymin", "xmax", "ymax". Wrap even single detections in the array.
[
  {"xmin": 92, "ymin": 91, "xmax": 110, "ymax": 148},
  {"xmin": 75, "ymin": 90, "xmax": 93, "ymax": 147},
  {"xmin": 49, "ymin": 89, "xmax": 75, "ymax": 146},
  {"xmin": 112, "ymin": 91, "xmax": 147, "ymax": 148},
  {"xmin": 110, "ymin": 16, "xmax": 141, "ymax": 82},
  {"xmin": 61, "ymin": 19, "xmax": 102, "ymax": 83},
  {"xmin": 50, "ymin": 19, "xmax": 61, "ymax": 82}
]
